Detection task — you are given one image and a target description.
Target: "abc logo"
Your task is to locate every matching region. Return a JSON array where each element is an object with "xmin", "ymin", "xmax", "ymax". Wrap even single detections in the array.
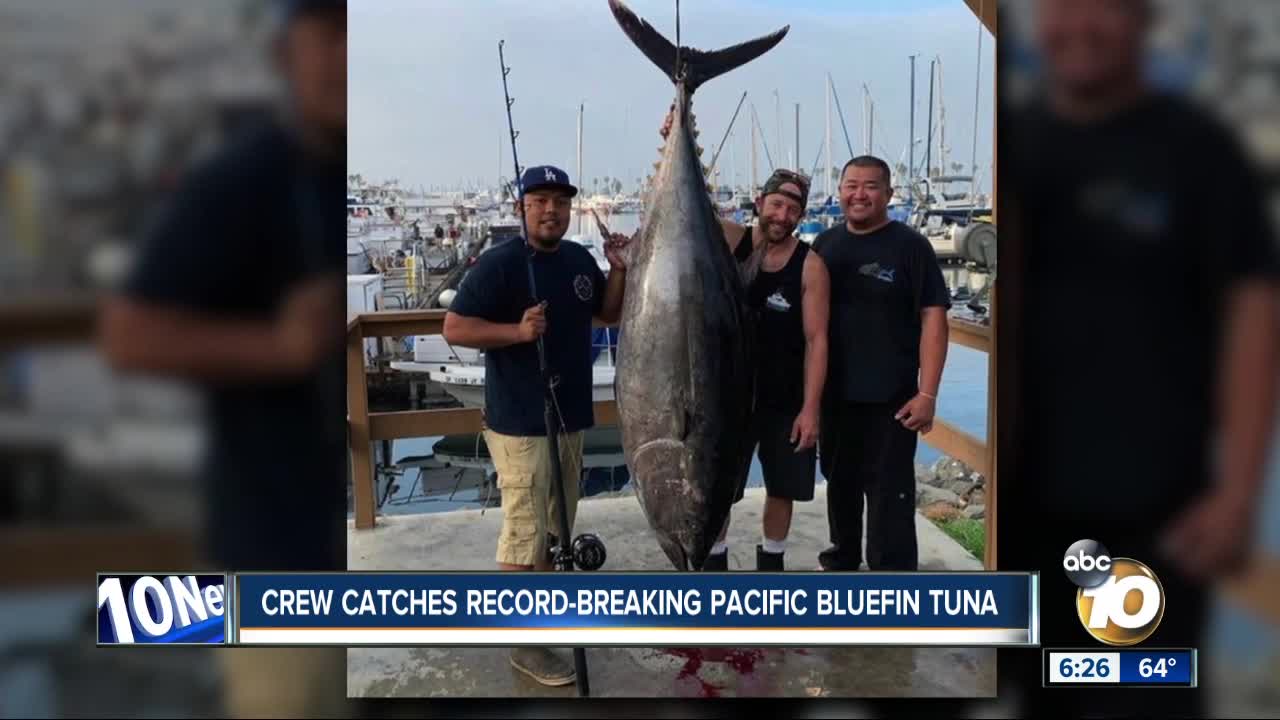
[{"xmin": 1063, "ymin": 539, "xmax": 1164, "ymax": 646}]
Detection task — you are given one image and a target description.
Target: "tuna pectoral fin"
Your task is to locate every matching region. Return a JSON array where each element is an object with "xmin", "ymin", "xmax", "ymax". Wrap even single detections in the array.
[
  {"xmin": 633, "ymin": 439, "xmax": 698, "ymax": 571},
  {"xmin": 608, "ymin": 0, "xmax": 789, "ymax": 92}
]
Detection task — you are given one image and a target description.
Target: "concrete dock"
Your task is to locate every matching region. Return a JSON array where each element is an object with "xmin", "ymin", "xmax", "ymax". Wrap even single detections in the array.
[{"xmin": 346, "ymin": 485, "xmax": 995, "ymax": 699}]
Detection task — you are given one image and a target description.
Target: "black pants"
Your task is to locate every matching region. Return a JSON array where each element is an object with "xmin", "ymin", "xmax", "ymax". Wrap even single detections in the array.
[{"xmin": 818, "ymin": 398, "xmax": 919, "ymax": 571}]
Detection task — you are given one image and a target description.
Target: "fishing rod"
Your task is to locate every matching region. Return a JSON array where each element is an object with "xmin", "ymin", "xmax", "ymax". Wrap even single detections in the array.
[
  {"xmin": 706, "ymin": 90, "xmax": 747, "ymax": 181},
  {"xmin": 498, "ymin": 39, "xmax": 601, "ymax": 698}
]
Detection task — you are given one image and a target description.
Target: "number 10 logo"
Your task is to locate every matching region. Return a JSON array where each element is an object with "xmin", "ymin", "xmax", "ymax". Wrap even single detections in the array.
[{"xmin": 1075, "ymin": 559, "xmax": 1165, "ymax": 646}]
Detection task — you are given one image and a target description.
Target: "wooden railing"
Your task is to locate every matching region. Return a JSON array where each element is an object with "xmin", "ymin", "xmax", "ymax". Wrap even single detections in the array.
[{"xmin": 347, "ymin": 307, "xmax": 1000, "ymax": 568}]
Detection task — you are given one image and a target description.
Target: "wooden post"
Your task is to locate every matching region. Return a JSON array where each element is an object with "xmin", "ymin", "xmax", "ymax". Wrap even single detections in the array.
[
  {"xmin": 985, "ymin": 21, "xmax": 997, "ymax": 570},
  {"xmin": 984, "ymin": 286, "xmax": 997, "ymax": 570},
  {"xmin": 347, "ymin": 322, "xmax": 376, "ymax": 529}
]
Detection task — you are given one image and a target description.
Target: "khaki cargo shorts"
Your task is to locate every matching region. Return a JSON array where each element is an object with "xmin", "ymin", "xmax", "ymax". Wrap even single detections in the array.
[{"xmin": 484, "ymin": 429, "xmax": 584, "ymax": 566}]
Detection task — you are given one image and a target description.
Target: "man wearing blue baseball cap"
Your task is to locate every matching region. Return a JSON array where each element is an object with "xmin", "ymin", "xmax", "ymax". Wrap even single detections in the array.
[
  {"xmin": 101, "ymin": 0, "xmax": 347, "ymax": 715},
  {"xmin": 444, "ymin": 165, "xmax": 628, "ymax": 686}
]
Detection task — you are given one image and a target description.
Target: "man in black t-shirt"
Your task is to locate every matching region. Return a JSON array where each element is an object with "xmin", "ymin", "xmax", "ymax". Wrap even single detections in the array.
[
  {"xmin": 812, "ymin": 155, "xmax": 952, "ymax": 572},
  {"xmin": 105, "ymin": 0, "xmax": 348, "ymax": 573},
  {"xmin": 1003, "ymin": 1, "xmax": 1279, "ymax": 716},
  {"xmin": 100, "ymin": 1, "xmax": 348, "ymax": 715},
  {"xmin": 443, "ymin": 165, "xmax": 627, "ymax": 687}
]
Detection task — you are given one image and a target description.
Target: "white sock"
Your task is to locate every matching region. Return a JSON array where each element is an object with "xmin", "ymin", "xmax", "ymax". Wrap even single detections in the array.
[
  {"xmin": 762, "ymin": 537, "xmax": 786, "ymax": 554},
  {"xmin": 710, "ymin": 542, "xmax": 727, "ymax": 555}
]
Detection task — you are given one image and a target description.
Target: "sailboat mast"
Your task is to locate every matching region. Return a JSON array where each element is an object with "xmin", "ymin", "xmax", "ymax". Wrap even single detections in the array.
[
  {"xmin": 862, "ymin": 84, "xmax": 869, "ymax": 154},
  {"xmin": 774, "ymin": 90, "xmax": 782, "ymax": 174},
  {"xmin": 576, "ymin": 102, "xmax": 583, "ymax": 234},
  {"xmin": 937, "ymin": 56, "xmax": 947, "ymax": 175},
  {"xmin": 794, "ymin": 103, "xmax": 800, "ymax": 177},
  {"xmin": 751, "ymin": 110, "xmax": 759, "ymax": 192},
  {"xmin": 730, "ymin": 129, "xmax": 737, "ymax": 192},
  {"xmin": 971, "ymin": 12, "xmax": 984, "ymax": 184},
  {"xmin": 824, "ymin": 74, "xmax": 832, "ymax": 200},
  {"xmin": 909, "ymin": 54, "xmax": 916, "ymax": 188},
  {"xmin": 926, "ymin": 58, "xmax": 935, "ymax": 179}
]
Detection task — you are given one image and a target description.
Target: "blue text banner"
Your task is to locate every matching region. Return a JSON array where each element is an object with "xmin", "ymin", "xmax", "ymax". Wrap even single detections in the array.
[{"xmin": 234, "ymin": 572, "xmax": 1039, "ymax": 647}]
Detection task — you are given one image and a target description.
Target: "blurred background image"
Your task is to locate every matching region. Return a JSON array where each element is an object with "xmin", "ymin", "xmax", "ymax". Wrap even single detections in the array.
[
  {"xmin": 0, "ymin": 1, "xmax": 282, "ymax": 294},
  {"xmin": 1, "ymin": 1, "xmax": 351, "ymax": 717},
  {"xmin": 1000, "ymin": 0, "xmax": 1279, "ymax": 717}
]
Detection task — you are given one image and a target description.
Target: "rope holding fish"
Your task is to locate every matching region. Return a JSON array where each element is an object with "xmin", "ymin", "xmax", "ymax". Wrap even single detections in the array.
[{"xmin": 674, "ymin": 0, "xmax": 680, "ymax": 81}]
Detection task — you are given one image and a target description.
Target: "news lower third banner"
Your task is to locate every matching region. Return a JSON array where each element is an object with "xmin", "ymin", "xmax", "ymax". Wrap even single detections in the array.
[{"xmin": 231, "ymin": 572, "xmax": 1040, "ymax": 647}]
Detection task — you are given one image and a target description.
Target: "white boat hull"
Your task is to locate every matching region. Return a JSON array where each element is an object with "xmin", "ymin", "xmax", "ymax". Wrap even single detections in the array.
[{"xmin": 389, "ymin": 361, "xmax": 616, "ymax": 408}]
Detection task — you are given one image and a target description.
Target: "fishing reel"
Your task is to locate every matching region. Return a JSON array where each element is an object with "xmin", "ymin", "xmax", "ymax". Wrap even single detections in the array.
[{"xmin": 549, "ymin": 533, "xmax": 608, "ymax": 571}]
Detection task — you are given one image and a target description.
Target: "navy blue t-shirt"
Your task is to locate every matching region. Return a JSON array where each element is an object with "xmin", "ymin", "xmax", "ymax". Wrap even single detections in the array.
[
  {"xmin": 121, "ymin": 120, "xmax": 347, "ymax": 571},
  {"xmin": 449, "ymin": 238, "xmax": 607, "ymax": 436}
]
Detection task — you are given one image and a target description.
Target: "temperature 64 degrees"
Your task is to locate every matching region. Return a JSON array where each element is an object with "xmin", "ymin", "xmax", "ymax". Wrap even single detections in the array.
[
  {"xmin": 1140, "ymin": 657, "xmax": 1175, "ymax": 678},
  {"xmin": 1119, "ymin": 651, "xmax": 1195, "ymax": 685}
]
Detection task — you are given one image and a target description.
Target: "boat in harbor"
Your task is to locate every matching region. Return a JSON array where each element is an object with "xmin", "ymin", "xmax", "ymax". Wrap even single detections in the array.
[
  {"xmin": 376, "ymin": 425, "xmax": 632, "ymax": 511},
  {"xmin": 418, "ymin": 362, "xmax": 617, "ymax": 408},
  {"xmin": 433, "ymin": 426, "xmax": 627, "ymax": 477},
  {"xmin": 390, "ymin": 327, "xmax": 619, "ymax": 407}
]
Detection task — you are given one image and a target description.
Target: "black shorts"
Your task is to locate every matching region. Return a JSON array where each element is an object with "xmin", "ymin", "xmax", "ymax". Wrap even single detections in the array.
[{"xmin": 734, "ymin": 408, "xmax": 817, "ymax": 502}]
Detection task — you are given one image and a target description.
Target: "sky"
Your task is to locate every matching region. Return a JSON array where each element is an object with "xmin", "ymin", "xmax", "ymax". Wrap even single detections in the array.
[{"xmin": 349, "ymin": 0, "xmax": 995, "ymax": 197}]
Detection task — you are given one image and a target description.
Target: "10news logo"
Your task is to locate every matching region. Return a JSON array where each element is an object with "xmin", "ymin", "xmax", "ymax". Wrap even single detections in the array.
[
  {"xmin": 97, "ymin": 574, "xmax": 227, "ymax": 645},
  {"xmin": 1062, "ymin": 540, "xmax": 1165, "ymax": 646}
]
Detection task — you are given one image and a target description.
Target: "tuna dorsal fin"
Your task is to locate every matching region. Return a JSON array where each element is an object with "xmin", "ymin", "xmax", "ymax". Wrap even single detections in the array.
[{"xmin": 608, "ymin": 0, "xmax": 789, "ymax": 93}]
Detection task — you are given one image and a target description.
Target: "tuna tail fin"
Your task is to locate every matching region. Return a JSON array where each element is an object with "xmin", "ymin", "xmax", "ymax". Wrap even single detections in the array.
[{"xmin": 608, "ymin": 0, "xmax": 788, "ymax": 92}]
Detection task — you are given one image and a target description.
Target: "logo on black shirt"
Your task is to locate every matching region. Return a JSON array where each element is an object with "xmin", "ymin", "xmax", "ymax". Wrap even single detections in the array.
[
  {"xmin": 858, "ymin": 262, "xmax": 896, "ymax": 283},
  {"xmin": 574, "ymin": 274, "xmax": 594, "ymax": 303},
  {"xmin": 765, "ymin": 290, "xmax": 791, "ymax": 312},
  {"xmin": 1079, "ymin": 180, "xmax": 1171, "ymax": 239}
]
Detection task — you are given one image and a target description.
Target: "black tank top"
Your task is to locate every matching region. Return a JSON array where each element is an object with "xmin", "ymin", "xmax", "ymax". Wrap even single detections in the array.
[{"xmin": 744, "ymin": 230, "xmax": 810, "ymax": 413}]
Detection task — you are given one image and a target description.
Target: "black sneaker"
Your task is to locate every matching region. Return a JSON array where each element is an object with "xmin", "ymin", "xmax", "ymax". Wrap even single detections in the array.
[
  {"xmin": 756, "ymin": 545, "xmax": 784, "ymax": 571},
  {"xmin": 509, "ymin": 647, "xmax": 576, "ymax": 686},
  {"xmin": 818, "ymin": 545, "xmax": 857, "ymax": 571},
  {"xmin": 701, "ymin": 550, "xmax": 729, "ymax": 571}
]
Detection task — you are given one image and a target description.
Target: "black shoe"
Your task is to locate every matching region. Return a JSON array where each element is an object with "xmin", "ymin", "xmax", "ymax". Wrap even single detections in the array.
[
  {"xmin": 819, "ymin": 545, "xmax": 858, "ymax": 571},
  {"xmin": 756, "ymin": 545, "xmax": 784, "ymax": 571},
  {"xmin": 510, "ymin": 647, "xmax": 576, "ymax": 686},
  {"xmin": 701, "ymin": 550, "xmax": 728, "ymax": 571}
]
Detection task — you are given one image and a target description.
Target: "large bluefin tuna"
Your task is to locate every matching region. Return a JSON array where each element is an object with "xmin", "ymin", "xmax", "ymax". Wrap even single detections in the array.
[{"xmin": 608, "ymin": 0, "xmax": 788, "ymax": 571}]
